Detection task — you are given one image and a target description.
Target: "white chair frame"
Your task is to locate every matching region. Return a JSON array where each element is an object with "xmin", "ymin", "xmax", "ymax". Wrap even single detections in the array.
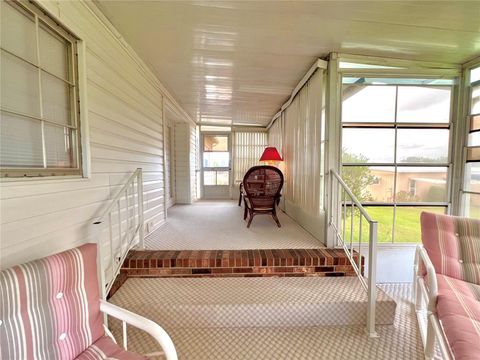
[
  {"xmin": 100, "ymin": 300, "xmax": 178, "ymax": 360},
  {"xmin": 413, "ymin": 245, "xmax": 453, "ymax": 360}
]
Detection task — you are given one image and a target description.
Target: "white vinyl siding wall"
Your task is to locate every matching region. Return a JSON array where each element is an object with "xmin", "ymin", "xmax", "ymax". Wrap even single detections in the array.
[{"xmin": 0, "ymin": 0, "xmax": 191, "ymax": 268}]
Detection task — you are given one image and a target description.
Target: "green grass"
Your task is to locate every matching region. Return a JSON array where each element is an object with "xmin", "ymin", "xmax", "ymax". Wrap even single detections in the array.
[{"xmin": 342, "ymin": 206, "xmax": 445, "ymax": 244}]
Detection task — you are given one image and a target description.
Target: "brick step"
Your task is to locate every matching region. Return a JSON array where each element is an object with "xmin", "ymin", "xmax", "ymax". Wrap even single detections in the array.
[
  {"xmin": 121, "ymin": 248, "xmax": 363, "ymax": 279},
  {"xmin": 108, "ymin": 277, "xmax": 396, "ymax": 330}
]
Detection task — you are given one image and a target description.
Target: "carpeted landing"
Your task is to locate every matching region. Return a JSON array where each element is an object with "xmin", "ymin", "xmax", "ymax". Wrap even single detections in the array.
[{"xmin": 107, "ymin": 278, "xmax": 426, "ymax": 359}]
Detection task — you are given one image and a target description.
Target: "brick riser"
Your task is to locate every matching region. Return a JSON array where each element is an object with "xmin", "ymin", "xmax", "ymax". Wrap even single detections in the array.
[{"xmin": 110, "ymin": 249, "xmax": 364, "ymax": 296}]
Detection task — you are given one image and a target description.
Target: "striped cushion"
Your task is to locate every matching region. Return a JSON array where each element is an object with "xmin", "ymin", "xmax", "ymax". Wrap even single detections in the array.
[
  {"xmin": 0, "ymin": 244, "xmax": 104, "ymax": 360},
  {"xmin": 436, "ymin": 274, "xmax": 480, "ymax": 360},
  {"xmin": 421, "ymin": 212, "xmax": 480, "ymax": 285},
  {"xmin": 74, "ymin": 335, "xmax": 147, "ymax": 360}
]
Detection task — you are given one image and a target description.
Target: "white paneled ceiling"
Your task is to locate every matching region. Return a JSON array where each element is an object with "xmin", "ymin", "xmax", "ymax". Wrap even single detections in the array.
[{"xmin": 95, "ymin": 1, "xmax": 480, "ymax": 126}]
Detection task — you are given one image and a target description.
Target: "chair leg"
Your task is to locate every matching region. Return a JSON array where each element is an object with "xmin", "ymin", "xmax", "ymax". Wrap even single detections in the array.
[
  {"xmin": 272, "ymin": 208, "xmax": 281, "ymax": 227},
  {"xmin": 247, "ymin": 212, "xmax": 255, "ymax": 228},
  {"xmin": 243, "ymin": 200, "xmax": 248, "ymax": 220},
  {"xmin": 238, "ymin": 193, "xmax": 242, "ymax": 206}
]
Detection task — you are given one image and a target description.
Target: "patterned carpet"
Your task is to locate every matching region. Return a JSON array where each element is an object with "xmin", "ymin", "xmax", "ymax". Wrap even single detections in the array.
[
  {"xmin": 146, "ymin": 201, "xmax": 323, "ymax": 250},
  {"xmin": 108, "ymin": 279, "xmax": 426, "ymax": 359}
]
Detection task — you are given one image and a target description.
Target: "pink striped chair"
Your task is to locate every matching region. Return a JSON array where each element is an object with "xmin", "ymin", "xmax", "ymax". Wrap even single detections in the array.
[
  {"xmin": 414, "ymin": 212, "xmax": 480, "ymax": 360},
  {"xmin": 0, "ymin": 243, "xmax": 177, "ymax": 360}
]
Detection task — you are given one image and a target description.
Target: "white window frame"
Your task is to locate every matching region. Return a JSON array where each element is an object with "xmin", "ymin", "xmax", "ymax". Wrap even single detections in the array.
[
  {"xmin": 0, "ymin": 0, "xmax": 84, "ymax": 178},
  {"xmin": 338, "ymin": 72, "xmax": 458, "ymax": 245},
  {"xmin": 460, "ymin": 58, "xmax": 480, "ymax": 217}
]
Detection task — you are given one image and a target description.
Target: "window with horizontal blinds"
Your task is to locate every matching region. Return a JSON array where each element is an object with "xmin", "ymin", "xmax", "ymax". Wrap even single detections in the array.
[
  {"xmin": 233, "ymin": 132, "xmax": 267, "ymax": 183},
  {"xmin": 0, "ymin": 0, "xmax": 81, "ymax": 177},
  {"xmin": 463, "ymin": 66, "xmax": 480, "ymax": 218}
]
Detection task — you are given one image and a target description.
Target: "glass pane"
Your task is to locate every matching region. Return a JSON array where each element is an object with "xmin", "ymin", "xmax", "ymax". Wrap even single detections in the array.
[
  {"xmin": 203, "ymin": 171, "xmax": 216, "ymax": 185},
  {"xmin": 394, "ymin": 207, "xmax": 446, "ymax": 243},
  {"xmin": 216, "ymin": 171, "xmax": 229, "ymax": 185},
  {"xmin": 342, "ymin": 206, "xmax": 394, "ymax": 243},
  {"xmin": 342, "ymin": 128, "xmax": 395, "ymax": 163},
  {"xmin": 342, "ymin": 166, "xmax": 394, "ymax": 202},
  {"xmin": 41, "ymin": 71, "xmax": 72, "ymax": 126},
  {"xmin": 464, "ymin": 163, "xmax": 480, "ymax": 192},
  {"xmin": 368, "ymin": 207, "xmax": 394, "ymax": 243},
  {"xmin": 44, "ymin": 125, "xmax": 76, "ymax": 168},
  {"xmin": 1, "ymin": 51, "xmax": 40, "ymax": 116},
  {"xmin": 397, "ymin": 129, "xmax": 449, "ymax": 163},
  {"xmin": 471, "ymin": 67, "xmax": 480, "ymax": 84},
  {"xmin": 342, "ymin": 85, "xmax": 396, "ymax": 122},
  {"xmin": 395, "ymin": 167, "xmax": 448, "ymax": 202},
  {"xmin": 203, "ymin": 152, "xmax": 229, "ymax": 167},
  {"xmin": 204, "ymin": 135, "xmax": 228, "ymax": 151},
  {"xmin": 468, "ymin": 132, "xmax": 480, "ymax": 147},
  {"xmin": 397, "ymin": 86, "xmax": 451, "ymax": 123},
  {"xmin": 0, "ymin": 112, "xmax": 43, "ymax": 167},
  {"xmin": 472, "ymin": 85, "xmax": 480, "ymax": 115},
  {"xmin": 0, "ymin": 1, "xmax": 36, "ymax": 63},
  {"xmin": 463, "ymin": 193, "xmax": 480, "ymax": 219},
  {"xmin": 39, "ymin": 24, "xmax": 69, "ymax": 80}
]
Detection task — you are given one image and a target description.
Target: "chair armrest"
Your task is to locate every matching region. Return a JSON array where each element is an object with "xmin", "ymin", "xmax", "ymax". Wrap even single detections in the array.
[
  {"xmin": 414, "ymin": 245, "xmax": 438, "ymax": 313},
  {"xmin": 100, "ymin": 299, "xmax": 178, "ymax": 360}
]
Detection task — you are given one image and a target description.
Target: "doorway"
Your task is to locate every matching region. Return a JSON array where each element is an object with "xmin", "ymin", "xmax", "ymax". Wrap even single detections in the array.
[{"xmin": 202, "ymin": 133, "xmax": 231, "ymax": 199}]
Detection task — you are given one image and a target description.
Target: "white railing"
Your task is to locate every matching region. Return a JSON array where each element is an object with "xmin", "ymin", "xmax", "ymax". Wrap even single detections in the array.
[
  {"xmin": 329, "ymin": 170, "xmax": 378, "ymax": 337},
  {"xmin": 93, "ymin": 168, "xmax": 145, "ymax": 299}
]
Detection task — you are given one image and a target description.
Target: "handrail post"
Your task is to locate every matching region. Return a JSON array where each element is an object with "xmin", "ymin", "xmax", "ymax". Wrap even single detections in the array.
[
  {"xmin": 366, "ymin": 221, "xmax": 378, "ymax": 337},
  {"xmin": 137, "ymin": 168, "xmax": 145, "ymax": 249}
]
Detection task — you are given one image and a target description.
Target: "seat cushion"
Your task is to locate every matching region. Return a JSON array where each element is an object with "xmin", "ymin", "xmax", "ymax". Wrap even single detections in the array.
[
  {"xmin": 75, "ymin": 335, "xmax": 147, "ymax": 360},
  {"xmin": 421, "ymin": 212, "xmax": 480, "ymax": 285},
  {"xmin": 436, "ymin": 274, "xmax": 480, "ymax": 360},
  {"xmin": 0, "ymin": 244, "xmax": 104, "ymax": 360}
]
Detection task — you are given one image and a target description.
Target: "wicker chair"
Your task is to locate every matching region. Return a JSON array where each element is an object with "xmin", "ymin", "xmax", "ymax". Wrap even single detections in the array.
[{"xmin": 242, "ymin": 165, "xmax": 284, "ymax": 228}]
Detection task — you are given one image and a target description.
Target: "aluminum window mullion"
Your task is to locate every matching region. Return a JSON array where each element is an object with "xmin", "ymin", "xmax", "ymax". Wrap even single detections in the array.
[
  {"xmin": 34, "ymin": 14, "xmax": 47, "ymax": 170},
  {"xmin": 392, "ymin": 86, "xmax": 399, "ymax": 243}
]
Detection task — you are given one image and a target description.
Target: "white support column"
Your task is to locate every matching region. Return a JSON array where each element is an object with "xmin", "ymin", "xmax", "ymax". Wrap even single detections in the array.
[{"xmin": 325, "ymin": 53, "xmax": 342, "ymax": 248}]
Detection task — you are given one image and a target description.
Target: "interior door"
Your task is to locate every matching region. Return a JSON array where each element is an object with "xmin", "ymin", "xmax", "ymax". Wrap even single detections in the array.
[{"xmin": 202, "ymin": 134, "xmax": 231, "ymax": 199}]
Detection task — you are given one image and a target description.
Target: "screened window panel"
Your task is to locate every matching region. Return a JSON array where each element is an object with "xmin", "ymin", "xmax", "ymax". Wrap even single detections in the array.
[
  {"xmin": 397, "ymin": 129, "xmax": 449, "ymax": 163},
  {"xmin": 0, "ymin": 1, "xmax": 36, "ymax": 63},
  {"xmin": 44, "ymin": 125, "xmax": 76, "ymax": 168},
  {"xmin": 203, "ymin": 171, "xmax": 216, "ymax": 185},
  {"xmin": 41, "ymin": 71, "xmax": 71, "ymax": 125},
  {"xmin": 397, "ymin": 86, "xmax": 451, "ymax": 123},
  {"xmin": 395, "ymin": 167, "xmax": 448, "ymax": 203},
  {"xmin": 463, "ymin": 193, "xmax": 480, "ymax": 218},
  {"xmin": 0, "ymin": 112, "xmax": 43, "ymax": 168},
  {"xmin": 342, "ymin": 166, "xmax": 395, "ymax": 203},
  {"xmin": 343, "ymin": 206, "xmax": 394, "ymax": 243},
  {"xmin": 472, "ymin": 85, "xmax": 480, "ymax": 114},
  {"xmin": 464, "ymin": 163, "xmax": 480, "ymax": 192},
  {"xmin": 394, "ymin": 207, "xmax": 446, "ymax": 243},
  {"xmin": 203, "ymin": 152, "xmax": 229, "ymax": 168},
  {"xmin": 204, "ymin": 135, "xmax": 228, "ymax": 151},
  {"xmin": 39, "ymin": 24, "xmax": 69, "ymax": 80},
  {"xmin": 342, "ymin": 128, "xmax": 395, "ymax": 163},
  {"xmin": 1, "ymin": 51, "xmax": 40, "ymax": 116},
  {"xmin": 468, "ymin": 132, "xmax": 480, "ymax": 147},
  {"xmin": 472, "ymin": 67, "xmax": 480, "ymax": 84},
  {"xmin": 342, "ymin": 85, "xmax": 396, "ymax": 122}
]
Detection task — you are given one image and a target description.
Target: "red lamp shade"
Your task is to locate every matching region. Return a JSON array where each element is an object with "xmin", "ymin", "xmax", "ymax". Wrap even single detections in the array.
[{"xmin": 259, "ymin": 147, "xmax": 283, "ymax": 162}]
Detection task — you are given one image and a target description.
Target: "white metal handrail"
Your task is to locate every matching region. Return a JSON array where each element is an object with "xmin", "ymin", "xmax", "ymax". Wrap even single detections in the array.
[
  {"xmin": 93, "ymin": 168, "xmax": 145, "ymax": 299},
  {"xmin": 329, "ymin": 170, "xmax": 378, "ymax": 337}
]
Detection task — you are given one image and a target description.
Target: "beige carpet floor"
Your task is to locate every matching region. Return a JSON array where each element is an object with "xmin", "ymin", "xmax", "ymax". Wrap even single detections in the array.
[
  {"xmin": 108, "ymin": 279, "xmax": 427, "ymax": 359},
  {"xmin": 146, "ymin": 201, "xmax": 323, "ymax": 250}
]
